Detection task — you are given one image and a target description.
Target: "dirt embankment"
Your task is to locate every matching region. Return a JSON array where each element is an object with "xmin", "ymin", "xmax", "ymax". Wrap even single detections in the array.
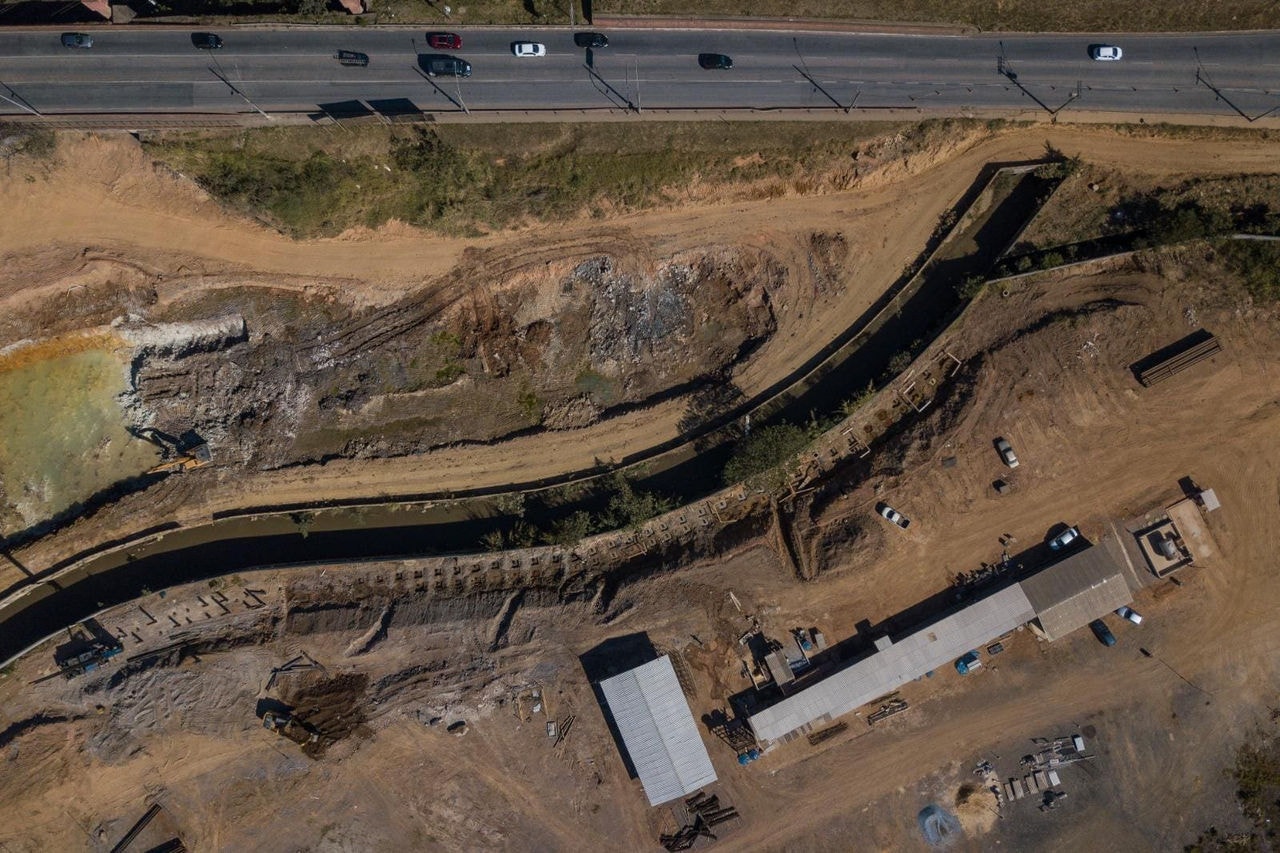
[{"xmin": 4, "ymin": 125, "xmax": 1280, "ymax": 581}]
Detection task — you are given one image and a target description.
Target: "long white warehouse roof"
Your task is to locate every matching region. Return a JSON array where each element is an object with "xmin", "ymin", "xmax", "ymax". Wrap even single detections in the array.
[
  {"xmin": 749, "ymin": 584, "xmax": 1036, "ymax": 744},
  {"xmin": 599, "ymin": 655, "xmax": 718, "ymax": 806}
]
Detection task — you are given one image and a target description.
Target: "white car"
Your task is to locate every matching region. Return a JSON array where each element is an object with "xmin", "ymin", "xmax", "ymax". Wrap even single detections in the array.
[
  {"xmin": 512, "ymin": 42, "xmax": 546, "ymax": 58},
  {"xmin": 1116, "ymin": 606, "xmax": 1143, "ymax": 625},
  {"xmin": 876, "ymin": 502, "xmax": 910, "ymax": 529},
  {"xmin": 1090, "ymin": 45, "xmax": 1123, "ymax": 61}
]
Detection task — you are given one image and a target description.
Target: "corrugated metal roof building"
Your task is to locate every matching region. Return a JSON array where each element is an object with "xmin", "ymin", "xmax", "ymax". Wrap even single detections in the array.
[
  {"xmin": 598, "ymin": 655, "xmax": 718, "ymax": 806},
  {"xmin": 1019, "ymin": 544, "xmax": 1132, "ymax": 641},
  {"xmin": 748, "ymin": 585, "xmax": 1036, "ymax": 746}
]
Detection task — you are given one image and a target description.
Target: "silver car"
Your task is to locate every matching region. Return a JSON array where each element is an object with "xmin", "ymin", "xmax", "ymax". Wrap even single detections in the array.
[
  {"xmin": 1049, "ymin": 527, "xmax": 1080, "ymax": 550},
  {"xmin": 995, "ymin": 438, "xmax": 1019, "ymax": 468}
]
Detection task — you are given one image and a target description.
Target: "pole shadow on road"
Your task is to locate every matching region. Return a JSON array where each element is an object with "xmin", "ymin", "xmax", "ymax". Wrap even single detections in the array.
[{"xmin": 582, "ymin": 62, "xmax": 634, "ymax": 112}]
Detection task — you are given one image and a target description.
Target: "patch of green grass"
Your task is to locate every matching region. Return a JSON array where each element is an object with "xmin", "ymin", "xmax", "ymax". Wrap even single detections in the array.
[
  {"xmin": 0, "ymin": 123, "xmax": 57, "ymax": 161},
  {"xmin": 144, "ymin": 121, "xmax": 902, "ymax": 238},
  {"xmin": 597, "ymin": 0, "xmax": 1276, "ymax": 32},
  {"xmin": 516, "ymin": 387, "xmax": 542, "ymax": 422},
  {"xmin": 1219, "ymin": 240, "xmax": 1280, "ymax": 302}
]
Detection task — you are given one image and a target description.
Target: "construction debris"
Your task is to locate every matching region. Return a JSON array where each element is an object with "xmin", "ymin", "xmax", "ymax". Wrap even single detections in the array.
[
  {"xmin": 264, "ymin": 652, "xmax": 326, "ymax": 691},
  {"xmin": 553, "ymin": 714, "xmax": 574, "ymax": 748},
  {"xmin": 660, "ymin": 792, "xmax": 741, "ymax": 851},
  {"xmin": 808, "ymin": 721, "xmax": 848, "ymax": 745},
  {"xmin": 867, "ymin": 698, "xmax": 909, "ymax": 725}
]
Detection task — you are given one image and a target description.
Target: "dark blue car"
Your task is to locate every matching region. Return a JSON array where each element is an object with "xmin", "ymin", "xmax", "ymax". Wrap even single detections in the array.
[{"xmin": 1089, "ymin": 619, "xmax": 1116, "ymax": 646}]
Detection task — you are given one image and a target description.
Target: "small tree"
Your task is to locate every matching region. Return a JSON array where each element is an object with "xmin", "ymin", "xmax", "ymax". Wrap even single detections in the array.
[
  {"xmin": 541, "ymin": 511, "xmax": 595, "ymax": 546},
  {"xmin": 722, "ymin": 423, "xmax": 810, "ymax": 489}
]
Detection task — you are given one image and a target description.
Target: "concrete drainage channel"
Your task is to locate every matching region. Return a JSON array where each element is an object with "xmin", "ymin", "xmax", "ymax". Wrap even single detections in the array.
[{"xmin": 0, "ymin": 160, "xmax": 1069, "ymax": 666}]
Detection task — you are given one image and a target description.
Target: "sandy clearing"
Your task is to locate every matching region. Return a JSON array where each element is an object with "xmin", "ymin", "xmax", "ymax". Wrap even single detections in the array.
[{"xmin": 2, "ymin": 123, "xmax": 1279, "ymax": 578}]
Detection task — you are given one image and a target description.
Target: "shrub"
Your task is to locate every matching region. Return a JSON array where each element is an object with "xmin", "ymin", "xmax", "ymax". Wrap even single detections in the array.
[
  {"xmin": 722, "ymin": 423, "xmax": 810, "ymax": 488},
  {"xmin": 1219, "ymin": 240, "xmax": 1280, "ymax": 301}
]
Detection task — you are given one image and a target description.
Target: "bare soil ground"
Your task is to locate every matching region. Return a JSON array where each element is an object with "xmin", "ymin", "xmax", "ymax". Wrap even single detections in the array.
[
  {"xmin": 2, "ymin": 250, "xmax": 1280, "ymax": 851},
  {"xmin": 3, "ymin": 122, "xmax": 1280, "ymax": 580},
  {"xmin": 2, "ymin": 122, "xmax": 1280, "ymax": 851}
]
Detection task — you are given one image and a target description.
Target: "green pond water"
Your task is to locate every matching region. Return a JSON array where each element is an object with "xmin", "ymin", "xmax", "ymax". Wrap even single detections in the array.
[{"xmin": 0, "ymin": 347, "xmax": 159, "ymax": 533}]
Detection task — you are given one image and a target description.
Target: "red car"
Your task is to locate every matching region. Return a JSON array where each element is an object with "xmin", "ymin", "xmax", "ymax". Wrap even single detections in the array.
[{"xmin": 427, "ymin": 32, "xmax": 462, "ymax": 50}]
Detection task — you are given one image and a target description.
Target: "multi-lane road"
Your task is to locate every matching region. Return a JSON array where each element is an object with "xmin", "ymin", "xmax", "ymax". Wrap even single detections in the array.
[{"xmin": 0, "ymin": 27, "xmax": 1278, "ymax": 119}]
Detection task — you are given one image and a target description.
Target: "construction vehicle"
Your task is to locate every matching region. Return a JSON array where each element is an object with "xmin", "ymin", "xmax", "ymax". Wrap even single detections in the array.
[
  {"xmin": 134, "ymin": 427, "xmax": 213, "ymax": 475},
  {"xmin": 145, "ymin": 443, "xmax": 211, "ymax": 475},
  {"xmin": 31, "ymin": 622, "xmax": 124, "ymax": 683},
  {"xmin": 262, "ymin": 711, "xmax": 319, "ymax": 745},
  {"xmin": 146, "ymin": 442, "xmax": 211, "ymax": 474}
]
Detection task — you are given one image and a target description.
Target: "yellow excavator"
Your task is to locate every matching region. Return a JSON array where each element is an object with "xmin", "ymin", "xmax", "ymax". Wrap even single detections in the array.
[
  {"xmin": 136, "ymin": 427, "xmax": 213, "ymax": 475},
  {"xmin": 146, "ymin": 443, "xmax": 212, "ymax": 474}
]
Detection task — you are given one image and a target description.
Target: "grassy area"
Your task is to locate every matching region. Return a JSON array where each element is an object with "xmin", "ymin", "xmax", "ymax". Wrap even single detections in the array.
[
  {"xmin": 98, "ymin": 0, "xmax": 1280, "ymax": 31},
  {"xmin": 595, "ymin": 0, "xmax": 1277, "ymax": 32},
  {"xmin": 143, "ymin": 120, "xmax": 904, "ymax": 238},
  {"xmin": 1017, "ymin": 168, "xmax": 1280, "ymax": 253}
]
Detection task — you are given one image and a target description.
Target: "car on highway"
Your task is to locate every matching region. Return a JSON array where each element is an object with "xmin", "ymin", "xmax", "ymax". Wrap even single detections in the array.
[
  {"xmin": 427, "ymin": 32, "xmax": 462, "ymax": 50},
  {"xmin": 994, "ymin": 437, "xmax": 1019, "ymax": 468},
  {"xmin": 698, "ymin": 53, "xmax": 734, "ymax": 70},
  {"xmin": 574, "ymin": 32, "xmax": 608, "ymax": 48},
  {"xmin": 191, "ymin": 32, "xmax": 223, "ymax": 50},
  {"xmin": 1048, "ymin": 526, "xmax": 1080, "ymax": 551},
  {"xmin": 61, "ymin": 32, "xmax": 93, "ymax": 49},
  {"xmin": 512, "ymin": 42, "xmax": 547, "ymax": 58},
  {"xmin": 1116, "ymin": 606, "xmax": 1144, "ymax": 625},
  {"xmin": 876, "ymin": 502, "xmax": 910, "ymax": 529},
  {"xmin": 1090, "ymin": 44, "xmax": 1123, "ymax": 61},
  {"xmin": 424, "ymin": 55, "xmax": 471, "ymax": 77},
  {"xmin": 1089, "ymin": 619, "xmax": 1117, "ymax": 646}
]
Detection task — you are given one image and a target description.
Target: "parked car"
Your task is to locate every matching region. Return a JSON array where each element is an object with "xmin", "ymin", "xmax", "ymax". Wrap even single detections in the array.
[
  {"xmin": 1048, "ymin": 526, "xmax": 1080, "ymax": 551},
  {"xmin": 574, "ymin": 32, "xmax": 608, "ymax": 48},
  {"xmin": 191, "ymin": 32, "xmax": 223, "ymax": 50},
  {"xmin": 61, "ymin": 32, "xmax": 93, "ymax": 49},
  {"xmin": 995, "ymin": 437, "xmax": 1019, "ymax": 468},
  {"xmin": 512, "ymin": 42, "xmax": 547, "ymax": 58},
  {"xmin": 876, "ymin": 502, "xmax": 910, "ymax": 529},
  {"xmin": 1116, "ymin": 606, "xmax": 1144, "ymax": 625},
  {"xmin": 427, "ymin": 32, "xmax": 462, "ymax": 50},
  {"xmin": 1090, "ymin": 44, "xmax": 1123, "ymax": 61},
  {"xmin": 1089, "ymin": 619, "xmax": 1117, "ymax": 646},
  {"xmin": 698, "ymin": 53, "xmax": 734, "ymax": 70},
  {"xmin": 424, "ymin": 55, "xmax": 472, "ymax": 77}
]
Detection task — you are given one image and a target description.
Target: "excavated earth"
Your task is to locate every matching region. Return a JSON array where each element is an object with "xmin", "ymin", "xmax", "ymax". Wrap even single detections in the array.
[{"xmin": 4, "ymin": 246, "xmax": 1280, "ymax": 852}]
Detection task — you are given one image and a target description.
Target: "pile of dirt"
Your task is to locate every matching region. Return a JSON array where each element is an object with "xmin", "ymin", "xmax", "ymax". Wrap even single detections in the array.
[{"xmin": 280, "ymin": 671, "xmax": 371, "ymax": 758}]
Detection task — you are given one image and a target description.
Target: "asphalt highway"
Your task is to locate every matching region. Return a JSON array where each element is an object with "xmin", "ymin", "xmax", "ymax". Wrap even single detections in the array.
[{"xmin": 0, "ymin": 27, "xmax": 1278, "ymax": 119}]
